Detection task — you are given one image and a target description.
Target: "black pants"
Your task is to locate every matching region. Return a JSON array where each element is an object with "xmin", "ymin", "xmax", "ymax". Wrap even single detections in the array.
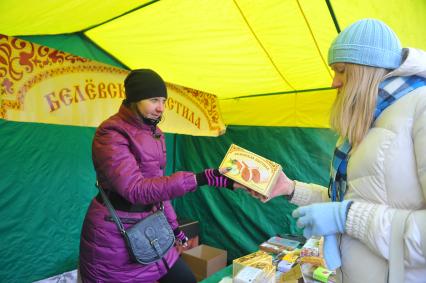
[{"xmin": 158, "ymin": 257, "xmax": 196, "ymax": 283}]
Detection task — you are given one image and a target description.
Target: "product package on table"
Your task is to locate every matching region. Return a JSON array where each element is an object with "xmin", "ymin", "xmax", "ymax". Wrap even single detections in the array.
[
  {"xmin": 232, "ymin": 236, "xmax": 336, "ymax": 283},
  {"xmin": 232, "ymin": 251, "xmax": 276, "ymax": 283}
]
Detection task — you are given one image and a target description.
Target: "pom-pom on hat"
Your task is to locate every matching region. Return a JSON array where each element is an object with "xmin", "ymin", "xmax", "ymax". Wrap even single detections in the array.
[
  {"xmin": 328, "ymin": 19, "xmax": 402, "ymax": 69},
  {"xmin": 124, "ymin": 69, "xmax": 167, "ymax": 103}
]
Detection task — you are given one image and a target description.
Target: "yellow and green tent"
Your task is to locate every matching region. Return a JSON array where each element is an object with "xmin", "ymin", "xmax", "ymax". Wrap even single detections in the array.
[{"xmin": 1, "ymin": 0, "xmax": 425, "ymax": 281}]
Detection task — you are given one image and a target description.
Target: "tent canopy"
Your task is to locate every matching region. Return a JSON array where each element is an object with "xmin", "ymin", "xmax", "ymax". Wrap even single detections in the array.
[
  {"xmin": 1, "ymin": 2, "xmax": 426, "ymax": 282},
  {"xmin": 2, "ymin": 0, "xmax": 425, "ymax": 127}
]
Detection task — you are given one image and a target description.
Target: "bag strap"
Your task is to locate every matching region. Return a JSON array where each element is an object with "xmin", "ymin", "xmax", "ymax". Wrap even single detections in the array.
[
  {"xmin": 96, "ymin": 181, "xmax": 127, "ymax": 236},
  {"xmin": 144, "ymin": 227, "xmax": 164, "ymax": 258},
  {"xmin": 388, "ymin": 210, "xmax": 411, "ymax": 283},
  {"xmin": 96, "ymin": 181, "xmax": 164, "ymax": 227}
]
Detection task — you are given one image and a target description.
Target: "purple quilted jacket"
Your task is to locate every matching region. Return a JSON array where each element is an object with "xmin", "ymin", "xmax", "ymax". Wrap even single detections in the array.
[{"xmin": 79, "ymin": 104, "xmax": 197, "ymax": 283}]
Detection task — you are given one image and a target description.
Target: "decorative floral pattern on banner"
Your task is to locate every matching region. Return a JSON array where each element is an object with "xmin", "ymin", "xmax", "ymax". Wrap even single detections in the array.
[
  {"xmin": 164, "ymin": 83, "xmax": 224, "ymax": 134},
  {"xmin": 0, "ymin": 35, "xmax": 226, "ymax": 136}
]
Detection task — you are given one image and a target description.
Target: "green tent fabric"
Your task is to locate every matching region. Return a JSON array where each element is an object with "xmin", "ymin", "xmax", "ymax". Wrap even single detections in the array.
[
  {"xmin": 0, "ymin": 119, "xmax": 336, "ymax": 282},
  {"xmin": 172, "ymin": 126, "xmax": 337, "ymax": 261},
  {"xmin": 1, "ymin": 1, "xmax": 426, "ymax": 282},
  {"xmin": 0, "ymin": 120, "xmax": 97, "ymax": 282}
]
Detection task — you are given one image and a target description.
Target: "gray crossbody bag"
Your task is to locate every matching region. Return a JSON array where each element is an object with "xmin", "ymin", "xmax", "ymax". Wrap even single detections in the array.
[{"xmin": 97, "ymin": 182, "xmax": 175, "ymax": 265}]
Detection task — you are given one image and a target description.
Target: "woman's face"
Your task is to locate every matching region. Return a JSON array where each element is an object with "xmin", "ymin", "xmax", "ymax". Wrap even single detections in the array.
[
  {"xmin": 331, "ymin": 63, "xmax": 346, "ymax": 92},
  {"xmin": 136, "ymin": 97, "xmax": 167, "ymax": 120}
]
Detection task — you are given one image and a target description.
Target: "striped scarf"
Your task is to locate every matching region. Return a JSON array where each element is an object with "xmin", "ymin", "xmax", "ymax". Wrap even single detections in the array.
[{"xmin": 329, "ymin": 75, "xmax": 426, "ymax": 201}]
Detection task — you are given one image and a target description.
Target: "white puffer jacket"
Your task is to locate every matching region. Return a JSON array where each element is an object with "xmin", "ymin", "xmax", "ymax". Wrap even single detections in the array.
[{"xmin": 291, "ymin": 48, "xmax": 426, "ymax": 283}]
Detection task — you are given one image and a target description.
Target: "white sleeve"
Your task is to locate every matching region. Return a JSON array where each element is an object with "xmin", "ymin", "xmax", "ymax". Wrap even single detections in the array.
[
  {"xmin": 290, "ymin": 180, "xmax": 330, "ymax": 206},
  {"xmin": 346, "ymin": 203, "xmax": 426, "ymax": 268}
]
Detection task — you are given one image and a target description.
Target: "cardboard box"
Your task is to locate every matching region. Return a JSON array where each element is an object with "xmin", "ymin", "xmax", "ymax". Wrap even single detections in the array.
[
  {"xmin": 219, "ymin": 144, "xmax": 282, "ymax": 197},
  {"xmin": 178, "ymin": 218, "xmax": 200, "ymax": 239},
  {"xmin": 181, "ymin": 244, "xmax": 227, "ymax": 281},
  {"xmin": 176, "ymin": 236, "xmax": 199, "ymax": 254}
]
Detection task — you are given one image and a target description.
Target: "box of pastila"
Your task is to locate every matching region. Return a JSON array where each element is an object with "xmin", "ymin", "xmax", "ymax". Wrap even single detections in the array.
[
  {"xmin": 219, "ymin": 144, "xmax": 282, "ymax": 197},
  {"xmin": 232, "ymin": 251, "xmax": 276, "ymax": 283}
]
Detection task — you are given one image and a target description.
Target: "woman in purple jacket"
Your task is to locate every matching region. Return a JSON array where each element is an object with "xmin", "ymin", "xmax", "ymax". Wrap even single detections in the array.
[{"xmin": 79, "ymin": 69, "xmax": 235, "ymax": 283}]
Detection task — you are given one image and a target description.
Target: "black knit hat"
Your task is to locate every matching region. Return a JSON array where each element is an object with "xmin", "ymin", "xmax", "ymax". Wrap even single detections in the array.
[{"xmin": 124, "ymin": 69, "xmax": 167, "ymax": 103}]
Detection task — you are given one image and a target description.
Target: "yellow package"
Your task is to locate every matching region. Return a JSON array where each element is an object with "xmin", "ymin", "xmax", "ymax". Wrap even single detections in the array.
[
  {"xmin": 299, "ymin": 236, "xmax": 326, "ymax": 267},
  {"xmin": 219, "ymin": 144, "xmax": 282, "ymax": 197},
  {"xmin": 232, "ymin": 251, "xmax": 276, "ymax": 283},
  {"xmin": 282, "ymin": 249, "xmax": 300, "ymax": 264}
]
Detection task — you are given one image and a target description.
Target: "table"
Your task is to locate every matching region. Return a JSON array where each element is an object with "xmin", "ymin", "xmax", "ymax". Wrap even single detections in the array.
[{"xmin": 199, "ymin": 265, "xmax": 232, "ymax": 283}]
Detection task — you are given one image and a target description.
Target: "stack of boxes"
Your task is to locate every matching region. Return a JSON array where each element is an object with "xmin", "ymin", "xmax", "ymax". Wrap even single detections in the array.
[{"xmin": 231, "ymin": 235, "xmax": 336, "ymax": 283}]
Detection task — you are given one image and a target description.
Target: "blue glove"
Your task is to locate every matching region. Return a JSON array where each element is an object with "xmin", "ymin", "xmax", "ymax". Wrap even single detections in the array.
[
  {"xmin": 292, "ymin": 200, "xmax": 352, "ymax": 239},
  {"xmin": 324, "ymin": 235, "xmax": 341, "ymax": 270}
]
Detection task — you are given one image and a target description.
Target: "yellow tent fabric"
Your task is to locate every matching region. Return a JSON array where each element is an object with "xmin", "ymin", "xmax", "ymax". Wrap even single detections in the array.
[{"xmin": 1, "ymin": 0, "xmax": 426, "ymax": 128}]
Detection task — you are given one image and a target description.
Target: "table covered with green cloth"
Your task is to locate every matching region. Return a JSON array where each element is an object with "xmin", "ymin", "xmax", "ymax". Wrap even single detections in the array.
[{"xmin": 199, "ymin": 265, "xmax": 232, "ymax": 283}]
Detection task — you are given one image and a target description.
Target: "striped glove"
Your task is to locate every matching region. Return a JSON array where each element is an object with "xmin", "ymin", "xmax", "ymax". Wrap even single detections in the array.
[
  {"xmin": 196, "ymin": 169, "xmax": 234, "ymax": 190},
  {"xmin": 173, "ymin": 228, "xmax": 188, "ymax": 247}
]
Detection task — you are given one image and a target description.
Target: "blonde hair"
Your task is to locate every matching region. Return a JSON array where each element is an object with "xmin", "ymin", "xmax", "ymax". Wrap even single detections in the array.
[{"xmin": 330, "ymin": 63, "xmax": 389, "ymax": 149}]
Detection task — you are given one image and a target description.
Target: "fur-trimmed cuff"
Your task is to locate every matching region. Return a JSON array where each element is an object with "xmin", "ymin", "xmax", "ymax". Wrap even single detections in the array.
[{"xmin": 345, "ymin": 202, "xmax": 377, "ymax": 241}]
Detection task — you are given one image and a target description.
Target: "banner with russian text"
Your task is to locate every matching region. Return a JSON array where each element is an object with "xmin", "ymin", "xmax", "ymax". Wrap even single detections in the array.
[{"xmin": 0, "ymin": 35, "xmax": 226, "ymax": 136}]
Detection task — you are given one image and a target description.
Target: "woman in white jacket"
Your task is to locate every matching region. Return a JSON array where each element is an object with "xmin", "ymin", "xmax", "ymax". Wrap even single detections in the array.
[{"xmin": 260, "ymin": 19, "xmax": 426, "ymax": 282}]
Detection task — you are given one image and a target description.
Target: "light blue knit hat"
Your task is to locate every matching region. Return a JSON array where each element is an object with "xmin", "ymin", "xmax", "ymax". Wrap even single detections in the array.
[{"xmin": 328, "ymin": 19, "xmax": 402, "ymax": 69}]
